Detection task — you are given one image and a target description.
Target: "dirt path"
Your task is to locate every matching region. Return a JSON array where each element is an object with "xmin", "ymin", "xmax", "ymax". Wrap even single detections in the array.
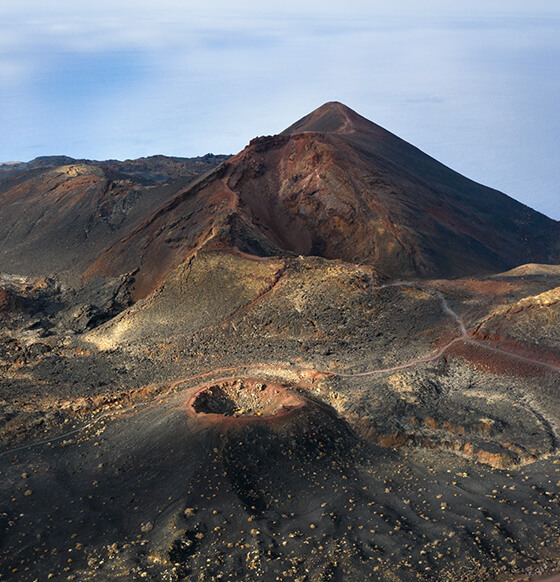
[
  {"xmin": 3, "ymin": 282, "xmax": 560, "ymax": 458},
  {"xmin": 331, "ymin": 282, "xmax": 560, "ymax": 378},
  {"xmin": 0, "ymin": 411, "xmax": 112, "ymax": 459}
]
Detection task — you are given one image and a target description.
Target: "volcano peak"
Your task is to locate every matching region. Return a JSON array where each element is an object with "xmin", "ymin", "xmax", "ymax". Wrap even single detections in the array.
[{"xmin": 281, "ymin": 101, "xmax": 374, "ymax": 136}]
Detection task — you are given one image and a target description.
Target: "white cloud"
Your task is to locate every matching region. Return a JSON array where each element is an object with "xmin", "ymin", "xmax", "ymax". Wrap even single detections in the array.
[
  {"xmin": 0, "ymin": 1, "xmax": 559, "ymax": 217},
  {"xmin": 0, "ymin": 59, "xmax": 32, "ymax": 85}
]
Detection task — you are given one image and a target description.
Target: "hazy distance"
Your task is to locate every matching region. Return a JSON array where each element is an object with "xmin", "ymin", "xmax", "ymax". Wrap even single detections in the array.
[{"xmin": 1, "ymin": 0, "xmax": 559, "ymax": 218}]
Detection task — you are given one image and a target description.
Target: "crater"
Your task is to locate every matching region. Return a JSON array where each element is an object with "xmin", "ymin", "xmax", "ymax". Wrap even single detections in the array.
[{"xmin": 186, "ymin": 378, "xmax": 306, "ymax": 422}]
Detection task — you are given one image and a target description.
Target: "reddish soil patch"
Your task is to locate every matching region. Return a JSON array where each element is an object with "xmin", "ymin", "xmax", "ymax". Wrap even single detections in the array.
[
  {"xmin": 185, "ymin": 378, "xmax": 306, "ymax": 426},
  {"xmin": 446, "ymin": 339, "xmax": 558, "ymax": 377},
  {"xmin": 471, "ymin": 332, "xmax": 560, "ymax": 367},
  {"xmin": 456, "ymin": 279, "xmax": 518, "ymax": 296},
  {"xmin": 431, "ymin": 278, "xmax": 519, "ymax": 298}
]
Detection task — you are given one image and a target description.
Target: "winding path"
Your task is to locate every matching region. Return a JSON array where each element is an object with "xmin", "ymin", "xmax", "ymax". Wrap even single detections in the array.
[
  {"xmin": 330, "ymin": 282, "xmax": 560, "ymax": 379},
  {"xmin": 2, "ymin": 282, "xmax": 560, "ymax": 458}
]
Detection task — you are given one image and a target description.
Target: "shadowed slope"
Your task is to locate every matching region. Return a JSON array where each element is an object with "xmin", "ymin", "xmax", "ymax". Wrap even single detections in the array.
[{"xmin": 0, "ymin": 155, "xmax": 228, "ymax": 277}]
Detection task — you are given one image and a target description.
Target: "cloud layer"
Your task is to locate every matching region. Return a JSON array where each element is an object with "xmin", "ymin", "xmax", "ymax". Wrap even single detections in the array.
[{"xmin": 1, "ymin": 2, "xmax": 559, "ymax": 218}]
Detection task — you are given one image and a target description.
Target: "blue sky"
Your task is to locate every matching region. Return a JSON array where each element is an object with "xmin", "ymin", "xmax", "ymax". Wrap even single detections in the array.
[{"xmin": 1, "ymin": 1, "xmax": 559, "ymax": 218}]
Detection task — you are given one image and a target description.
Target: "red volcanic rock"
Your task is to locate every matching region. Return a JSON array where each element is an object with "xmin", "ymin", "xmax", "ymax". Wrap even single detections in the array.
[
  {"xmin": 2, "ymin": 104, "xmax": 557, "ymax": 301},
  {"xmin": 471, "ymin": 285, "xmax": 560, "ymax": 360},
  {"xmin": 86, "ymin": 103, "xmax": 560, "ymax": 299}
]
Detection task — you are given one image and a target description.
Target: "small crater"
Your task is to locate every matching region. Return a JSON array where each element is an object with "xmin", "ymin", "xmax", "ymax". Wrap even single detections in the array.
[{"xmin": 187, "ymin": 378, "xmax": 305, "ymax": 421}]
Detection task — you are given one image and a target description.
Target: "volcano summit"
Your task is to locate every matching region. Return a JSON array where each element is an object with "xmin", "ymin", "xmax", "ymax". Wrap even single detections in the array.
[{"xmin": 1, "ymin": 104, "xmax": 560, "ymax": 582}]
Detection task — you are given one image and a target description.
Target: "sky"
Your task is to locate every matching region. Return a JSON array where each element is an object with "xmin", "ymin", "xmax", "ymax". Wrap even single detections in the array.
[{"xmin": 1, "ymin": 1, "xmax": 559, "ymax": 219}]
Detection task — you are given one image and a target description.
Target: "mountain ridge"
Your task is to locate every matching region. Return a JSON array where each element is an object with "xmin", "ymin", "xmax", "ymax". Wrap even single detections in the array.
[
  {"xmin": 0, "ymin": 154, "xmax": 229, "ymax": 278},
  {"xmin": 83, "ymin": 103, "xmax": 560, "ymax": 298},
  {"xmin": 0, "ymin": 103, "xmax": 558, "ymax": 298}
]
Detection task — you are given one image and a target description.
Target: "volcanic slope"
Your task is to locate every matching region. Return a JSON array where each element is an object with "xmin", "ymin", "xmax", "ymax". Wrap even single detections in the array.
[
  {"xmin": 0, "ymin": 154, "xmax": 228, "ymax": 277},
  {"xmin": 2, "ymin": 105, "xmax": 560, "ymax": 582},
  {"xmin": 88, "ymin": 102, "xmax": 559, "ymax": 300},
  {"xmin": 3, "ymin": 250, "xmax": 560, "ymax": 581}
]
